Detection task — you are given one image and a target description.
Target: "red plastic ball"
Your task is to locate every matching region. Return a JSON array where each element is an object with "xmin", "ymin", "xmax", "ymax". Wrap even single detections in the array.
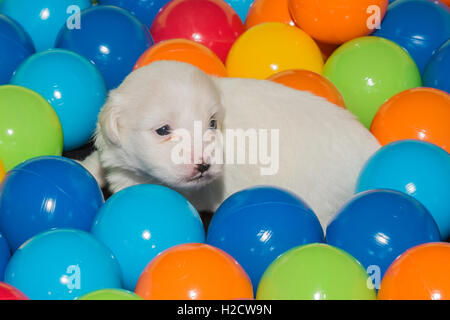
[
  {"xmin": 0, "ymin": 282, "xmax": 29, "ymax": 300},
  {"xmin": 150, "ymin": 0, "xmax": 244, "ymax": 63}
]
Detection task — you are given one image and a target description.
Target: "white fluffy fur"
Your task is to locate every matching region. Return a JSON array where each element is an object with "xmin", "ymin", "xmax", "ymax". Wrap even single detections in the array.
[{"xmin": 82, "ymin": 61, "xmax": 380, "ymax": 228}]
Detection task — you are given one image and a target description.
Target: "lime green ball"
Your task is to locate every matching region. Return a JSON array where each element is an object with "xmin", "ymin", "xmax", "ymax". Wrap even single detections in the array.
[
  {"xmin": 79, "ymin": 289, "xmax": 142, "ymax": 300},
  {"xmin": 256, "ymin": 243, "xmax": 376, "ymax": 300},
  {"xmin": 0, "ymin": 85, "xmax": 63, "ymax": 171},
  {"xmin": 323, "ymin": 37, "xmax": 421, "ymax": 128}
]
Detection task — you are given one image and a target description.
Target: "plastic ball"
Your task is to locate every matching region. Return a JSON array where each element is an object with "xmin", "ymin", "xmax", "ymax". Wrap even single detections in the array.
[
  {"xmin": 0, "ymin": 0, "xmax": 91, "ymax": 52},
  {"xmin": 97, "ymin": 0, "xmax": 171, "ymax": 28},
  {"xmin": 224, "ymin": 0, "xmax": 254, "ymax": 22},
  {"xmin": 256, "ymin": 243, "xmax": 376, "ymax": 300},
  {"xmin": 91, "ymin": 184, "xmax": 205, "ymax": 291},
  {"xmin": 79, "ymin": 288, "xmax": 142, "ymax": 300},
  {"xmin": 0, "ymin": 158, "xmax": 5, "ymax": 182},
  {"xmin": 423, "ymin": 40, "xmax": 450, "ymax": 93},
  {"xmin": 226, "ymin": 23, "xmax": 323, "ymax": 79},
  {"xmin": 135, "ymin": 243, "xmax": 253, "ymax": 300},
  {"xmin": 323, "ymin": 36, "xmax": 421, "ymax": 128},
  {"xmin": 0, "ymin": 233, "xmax": 10, "ymax": 281},
  {"xmin": 0, "ymin": 282, "xmax": 28, "ymax": 300},
  {"xmin": 55, "ymin": 5, "xmax": 152, "ymax": 90},
  {"xmin": 134, "ymin": 39, "xmax": 227, "ymax": 77},
  {"xmin": 370, "ymin": 88, "xmax": 450, "ymax": 152},
  {"xmin": 150, "ymin": 0, "xmax": 244, "ymax": 63},
  {"xmin": 10, "ymin": 49, "xmax": 107, "ymax": 151},
  {"xmin": 373, "ymin": 0, "xmax": 450, "ymax": 74},
  {"xmin": 356, "ymin": 140, "xmax": 450, "ymax": 240},
  {"xmin": 289, "ymin": 0, "xmax": 389, "ymax": 44},
  {"xmin": 0, "ymin": 85, "xmax": 63, "ymax": 171},
  {"xmin": 268, "ymin": 69, "xmax": 346, "ymax": 108},
  {"xmin": 207, "ymin": 186, "xmax": 324, "ymax": 291},
  {"xmin": 245, "ymin": 0, "xmax": 294, "ymax": 29},
  {"xmin": 378, "ymin": 242, "xmax": 450, "ymax": 300},
  {"xmin": 4, "ymin": 229, "xmax": 122, "ymax": 300},
  {"xmin": 0, "ymin": 156, "xmax": 104, "ymax": 251},
  {"xmin": 0, "ymin": 14, "xmax": 35, "ymax": 85},
  {"xmin": 326, "ymin": 189, "xmax": 441, "ymax": 279}
]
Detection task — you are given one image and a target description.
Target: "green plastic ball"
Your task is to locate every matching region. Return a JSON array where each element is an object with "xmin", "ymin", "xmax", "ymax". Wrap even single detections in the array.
[
  {"xmin": 79, "ymin": 289, "xmax": 142, "ymax": 300},
  {"xmin": 0, "ymin": 85, "xmax": 63, "ymax": 171},
  {"xmin": 323, "ymin": 36, "xmax": 421, "ymax": 128},
  {"xmin": 256, "ymin": 243, "xmax": 376, "ymax": 300}
]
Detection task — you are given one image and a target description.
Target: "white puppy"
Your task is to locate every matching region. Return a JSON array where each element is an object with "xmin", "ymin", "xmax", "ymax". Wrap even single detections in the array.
[{"xmin": 82, "ymin": 61, "xmax": 380, "ymax": 228}]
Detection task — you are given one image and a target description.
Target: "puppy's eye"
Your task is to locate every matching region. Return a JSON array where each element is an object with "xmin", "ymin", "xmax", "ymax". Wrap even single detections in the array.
[
  {"xmin": 209, "ymin": 119, "xmax": 217, "ymax": 129},
  {"xmin": 155, "ymin": 125, "xmax": 171, "ymax": 136}
]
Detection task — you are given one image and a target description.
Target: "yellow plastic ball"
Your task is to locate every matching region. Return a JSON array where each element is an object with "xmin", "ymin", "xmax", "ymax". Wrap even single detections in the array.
[{"xmin": 226, "ymin": 23, "xmax": 323, "ymax": 79}]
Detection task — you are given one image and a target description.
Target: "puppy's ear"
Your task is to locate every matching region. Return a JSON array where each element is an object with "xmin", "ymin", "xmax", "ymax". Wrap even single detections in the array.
[{"xmin": 98, "ymin": 90, "xmax": 122, "ymax": 147}]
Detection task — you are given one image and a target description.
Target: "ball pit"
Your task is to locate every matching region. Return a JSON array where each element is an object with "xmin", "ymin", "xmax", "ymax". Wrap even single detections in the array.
[
  {"xmin": 55, "ymin": 5, "xmax": 152, "ymax": 90},
  {"xmin": 11, "ymin": 49, "xmax": 107, "ymax": 151},
  {"xmin": 0, "ymin": 85, "xmax": 63, "ymax": 171},
  {"xmin": 0, "ymin": 233, "xmax": 10, "ymax": 281},
  {"xmin": 245, "ymin": 0, "xmax": 295, "ymax": 29},
  {"xmin": 0, "ymin": 14, "xmax": 35, "ymax": 85},
  {"xmin": 356, "ymin": 140, "xmax": 450, "ymax": 240},
  {"xmin": 91, "ymin": 184, "xmax": 205, "ymax": 291},
  {"xmin": 4, "ymin": 229, "xmax": 122, "ymax": 300},
  {"xmin": 323, "ymin": 36, "xmax": 421, "ymax": 128},
  {"xmin": 226, "ymin": 23, "xmax": 323, "ymax": 79},
  {"xmin": 268, "ymin": 69, "xmax": 346, "ymax": 108},
  {"xmin": 378, "ymin": 242, "xmax": 450, "ymax": 300},
  {"xmin": 0, "ymin": 282, "xmax": 28, "ymax": 300},
  {"xmin": 373, "ymin": 0, "xmax": 450, "ymax": 74},
  {"xmin": 0, "ymin": 0, "xmax": 92, "ymax": 52},
  {"xmin": 256, "ymin": 243, "xmax": 377, "ymax": 300},
  {"xmin": 79, "ymin": 288, "xmax": 142, "ymax": 300},
  {"xmin": 0, "ymin": 156, "xmax": 104, "ymax": 251},
  {"xmin": 207, "ymin": 186, "xmax": 324, "ymax": 291},
  {"xmin": 326, "ymin": 189, "xmax": 441, "ymax": 279},
  {"xmin": 97, "ymin": 0, "xmax": 171, "ymax": 28},
  {"xmin": 150, "ymin": 0, "xmax": 244, "ymax": 63},
  {"xmin": 135, "ymin": 243, "xmax": 253, "ymax": 300},
  {"xmin": 134, "ymin": 39, "xmax": 227, "ymax": 77},
  {"xmin": 423, "ymin": 40, "xmax": 450, "ymax": 93},
  {"xmin": 289, "ymin": 0, "xmax": 389, "ymax": 44},
  {"xmin": 370, "ymin": 87, "xmax": 450, "ymax": 152}
]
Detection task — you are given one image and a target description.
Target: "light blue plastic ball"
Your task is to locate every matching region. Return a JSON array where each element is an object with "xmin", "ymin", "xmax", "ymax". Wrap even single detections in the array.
[
  {"xmin": 224, "ymin": 0, "xmax": 254, "ymax": 23},
  {"xmin": 356, "ymin": 140, "xmax": 450, "ymax": 240},
  {"xmin": 0, "ymin": 0, "xmax": 92, "ymax": 52},
  {"xmin": 91, "ymin": 184, "xmax": 205, "ymax": 291},
  {"xmin": 10, "ymin": 49, "xmax": 107, "ymax": 151},
  {"xmin": 4, "ymin": 229, "xmax": 122, "ymax": 300}
]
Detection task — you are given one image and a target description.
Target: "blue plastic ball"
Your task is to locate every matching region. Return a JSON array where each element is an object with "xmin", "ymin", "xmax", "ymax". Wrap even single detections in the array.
[
  {"xmin": 0, "ymin": 14, "xmax": 35, "ymax": 85},
  {"xmin": 206, "ymin": 186, "xmax": 324, "ymax": 291},
  {"xmin": 373, "ymin": 0, "xmax": 450, "ymax": 74},
  {"xmin": 10, "ymin": 49, "xmax": 107, "ymax": 151},
  {"xmin": 356, "ymin": 140, "xmax": 450, "ymax": 240},
  {"xmin": 423, "ymin": 39, "xmax": 450, "ymax": 94},
  {"xmin": 55, "ymin": 5, "xmax": 153, "ymax": 90},
  {"xmin": 224, "ymin": 0, "xmax": 254, "ymax": 22},
  {"xmin": 326, "ymin": 189, "xmax": 441, "ymax": 279},
  {"xmin": 0, "ymin": 156, "xmax": 104, "ymax": 251},
  {"xmin": 4, "ymin": 229, "xmax": 122, "ymax": 300},
  {"xmin": 0, "ymin": 0, "xmax": 92, "ymax": 52},
  {"xmin": 97, "ymin": 0, "xmax": 171, "ymax": 28},
  {"xmin": 91, "ymin": 184, "xmax": 205, "ymax": 291},
  {"xmin": 0, "ymin": 233, "xmax": 10, "ymax": 281}
]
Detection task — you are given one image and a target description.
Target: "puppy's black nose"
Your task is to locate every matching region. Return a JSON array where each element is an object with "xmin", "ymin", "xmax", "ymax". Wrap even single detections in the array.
[{"xmin": 196, "ymin": 163, "xmax": 210, "ymax": 174}]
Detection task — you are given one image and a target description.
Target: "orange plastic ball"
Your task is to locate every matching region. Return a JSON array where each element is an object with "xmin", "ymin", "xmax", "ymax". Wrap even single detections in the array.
[
  {"xmin": 268, "ymin": 69, "xmax": 346, "ymax": 108},
  {"xmin": 135, "ymin": 243, "xmax": 253, "ymax": 300},
  {"xmin": 245, "ymin": 0, "xmax": 295, "ymax": 29},
  {"xmin": 316, "ymin": 41, "xmax": 339, "ymax": 61},
  {"xmin": 371, "ymin": 88, "xmax": 450, "ymax": 153},
  {"xmin": 0, "ymin": 158, "xmax": 5, "ymax": 182},
  {"xmin": 134, "ymin": 39, "xmax": 227, "ymax": 77},
  {"xmin": 378, "ymin": 242, "xmax": 450, "ymax": 300},
  {"xmin": 289, "ymin": 0, "xmax": 389, "ymax": 44}
]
